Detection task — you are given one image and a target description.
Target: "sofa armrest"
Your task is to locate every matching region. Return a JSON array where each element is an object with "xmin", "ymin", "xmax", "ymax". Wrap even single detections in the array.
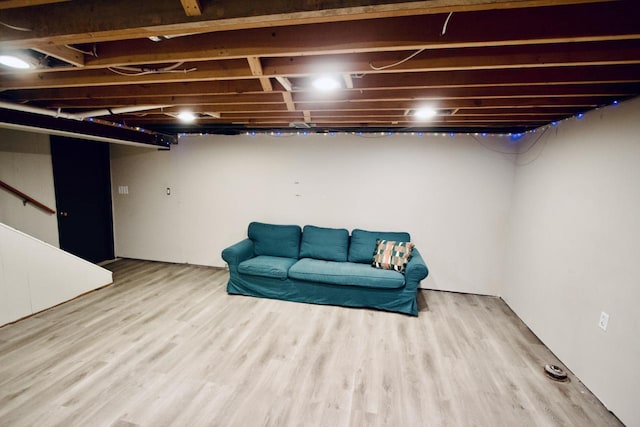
[
  {"xmin": 222, "ymin": 239, "xmax": 255, "ymax": 267},
  {"xmin": 404, "ymin": 248, "xmax": 429, "ymax": 290}
]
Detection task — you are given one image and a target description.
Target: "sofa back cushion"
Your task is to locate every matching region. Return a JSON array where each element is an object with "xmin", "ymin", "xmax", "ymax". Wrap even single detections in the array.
[
  {"xmin": 348, "ymin": 229, "xmax": 411, "ymax": 263},
  {"xmin": 300, "ymin": 225, "xmax": 349, "ymax": 262},
  {"xmin": 248, "ymin": 222, "xmax": 301, "ymax": 258}
]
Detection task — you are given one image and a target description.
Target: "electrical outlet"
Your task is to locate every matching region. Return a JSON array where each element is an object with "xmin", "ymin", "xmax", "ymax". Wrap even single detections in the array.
[{"xmin": 598, "ymin": 311, "xmax": 609, "ymax": 331}]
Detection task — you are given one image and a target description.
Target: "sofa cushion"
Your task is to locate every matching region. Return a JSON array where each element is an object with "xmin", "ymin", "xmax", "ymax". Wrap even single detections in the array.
[
  {"xmin": 300, "ymin": 225, "xmax": 349, "ymax": 262},
  {"xmin": 348, "ymin": 229, "xmax": 411, "ymax": 263},
  {"xmin": 289, "ymin": 258, "xmax": 405, "ymax": 289},
  {"xmin": 248, "ymin": 222, "xmax": 301, "ymax": 258},
  {"xmin": 238, "ymin": 255, "xmax": 298, "ymax": 280},
  {"xmin": 372, "ymin": 240, "xmax": 414, "ymax": 273}
]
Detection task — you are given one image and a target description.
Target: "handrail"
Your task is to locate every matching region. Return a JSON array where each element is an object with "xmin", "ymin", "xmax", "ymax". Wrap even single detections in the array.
[{"xmin": 0, "ymin": 179, "xmax": 56, "ymax": 215}]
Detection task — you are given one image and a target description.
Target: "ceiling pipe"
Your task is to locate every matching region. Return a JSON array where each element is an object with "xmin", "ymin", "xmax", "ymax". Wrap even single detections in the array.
[
  {"xmin": 0, "ymin": 101, "xmax": 169, "ymax": 121},
  {"xmin": 0, "ymin": 100, "xmax": 83, "ymax": 121},
  {"xmin": 74, "ymin": 105, "xmax": 171, "ymax": 119},
  {"xmin": 0, "ymin": 100, "xmax": 177, "ymax": 148}
]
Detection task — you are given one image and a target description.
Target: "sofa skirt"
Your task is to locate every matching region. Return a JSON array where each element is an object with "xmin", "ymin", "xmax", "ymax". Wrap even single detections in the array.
[{"xmin": 226, "ymin": 273, "xmax": 419, "ymax": 316}]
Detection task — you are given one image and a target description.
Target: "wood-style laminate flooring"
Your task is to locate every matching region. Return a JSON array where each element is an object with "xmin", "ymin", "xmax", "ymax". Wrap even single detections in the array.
[{"xmin": 0, "ymin": 259, "xmax": 622, "ymax": 427}]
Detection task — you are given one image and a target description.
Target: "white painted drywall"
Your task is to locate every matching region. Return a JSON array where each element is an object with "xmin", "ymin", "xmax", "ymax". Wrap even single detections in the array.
[
  {"xmin": 0, "ymin": 129, "xmax": 59, "ymax": 246},
  {"xmin": 111, "ymin": 133, "xmax": 517, "ymax": 295},
  {"xmin": 0, "ymin": 222, "xmax": 113, "ymax": 325},
  {"xmin": 503, "ymin": 96, "xmax": 640, "ymax": 426}
]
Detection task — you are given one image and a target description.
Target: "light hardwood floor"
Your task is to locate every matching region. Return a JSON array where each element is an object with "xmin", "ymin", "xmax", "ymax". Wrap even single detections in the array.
[{"xmin": 0, "ymin": 259, "xmax": 622, "ymax": 427}]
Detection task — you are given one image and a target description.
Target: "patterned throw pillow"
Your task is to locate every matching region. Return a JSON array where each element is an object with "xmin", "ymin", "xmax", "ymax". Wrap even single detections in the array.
[{"xmin": 372, "ymin": 239, "xmax": 414, "ymax": 273}]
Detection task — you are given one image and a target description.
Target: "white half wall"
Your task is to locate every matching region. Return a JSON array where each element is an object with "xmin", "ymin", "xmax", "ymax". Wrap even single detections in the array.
[
  {"xmin": 0, "ymin": 222, "xmax": 113, "ymax": 326},
  {"xmin": 503, "ymin": 97, "xmax": 640, "ymax": 426},
  {"xmin": 0, "ymin": 128, "xmax": 58, "ymax": 246},
  {"xmin": 111, "ymin": 133, "xmax": 517, "ymax": 295}
]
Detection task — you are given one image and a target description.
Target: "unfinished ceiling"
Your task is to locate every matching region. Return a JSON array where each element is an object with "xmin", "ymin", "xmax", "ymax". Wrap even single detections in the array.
[{"xmin": 0, "ymin": 0, "xmax": 639, "ymax": 136}]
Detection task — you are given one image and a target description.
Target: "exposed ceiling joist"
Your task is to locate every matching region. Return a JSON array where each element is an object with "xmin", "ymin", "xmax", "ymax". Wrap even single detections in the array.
[
  {"xmin": 27, "ymin": 84, "xmax": 638, "ymax": 109},
  {"xmin": 0, "ymin": 0, "xmax": 637, "ymax": 134},
  {"xmin": 70, "ymin": 4, "xmax": 638, "ymax": 69},
  {"xmin": 246, "ymin": 56, "xmax": 273, "ymax": 92},
  {"xmin": 179, "ymin": 0, "xmax": 202, "ymax": 16},
  {"xmin": 0, "ymin": 0, "xmax": 618, "ymax": 48},
  {"xmin": 0, "ymin": 0, "xmax": 69, "ymax": 9},
  {"xmin": 31, "ymin": 43, "xmax": 85, "ymax": 67},
  {"xmin": 275, "ymin": 77, "xmax": 293, "ymax": 92},
  {"xmin": 282, "ymin": 92, "xmax": 296, "ymax": 112}
]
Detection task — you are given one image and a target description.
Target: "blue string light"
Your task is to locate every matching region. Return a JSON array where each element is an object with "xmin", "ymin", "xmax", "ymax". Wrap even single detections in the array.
[{"xmin": 181, "ymin": 99, "xmax": 624, "ymax": 139}]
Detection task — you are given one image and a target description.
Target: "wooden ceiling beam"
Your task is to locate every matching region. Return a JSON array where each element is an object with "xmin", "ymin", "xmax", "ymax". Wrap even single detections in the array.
[
  {"xmin": 282, "ymin": 92, "xmax": 296, "ymax": 111},
  {"xmin": 4, "ymin": 81, "xmax": 266, "ymax": 101},
  {"xmin": 0, "ymin": 60, "xmax": 252, "ymax": 90},
  {"xmin": 210, "ymin": 111, "xmax": 566, "ymax": 120},
  {"xmin": 124, "ymin": 97, "xmax": 601, "ymax": 114},
  {"xmin": 75, "ymin": 4, "xmax": 639, "ymax": 69},
  {"xmin": 246, "ymin": 57, "xmax": 273, "ymax": 92},
  {"xmin": 292, "ymin": 84, "xmax": 640, "ymax": 102},
  {"xmin": 350, "ymin": 65, "xmax": 640, "ymax": 89},
  {"xmin": 180, "ymin": 0, "xmax": 202, "ymax": 16},
  {"xmin": 0, "ymin": 0, "xmax": 69, "ymax": 9},
  {"xmin": 11, "ymin": 81, "xmax": 637, "ymax": 104},
  {"xmin": 0, "ymin": 0, "xmax": 618, "ymax": 48},
  {"xmin": 117, "ymin": 115, "xmax": 552, "ymax": 125},
  {"xmin": 13, "ymin": 38, "xmax": 640, "ymax": 78},
  {"xmin": 31, "ymin": 44, "xmax": 85, "ymax": 67},
  {"xmin": 44, "ymin": 93, "xmax": 285, "ymax": 108},
  {"xmin": 0, "ymin": 60, "xmax": 640, "ymax": 91},
  {"xmin": 261, "ymin": 41, "xmax": 640, "ymax": 76},
  {"xmin": 0, "ymin": 1, "xmax": 634, "ymax": 134},
  {"xmin": 40, "ymin": 92, "xmax": 620, "ymax": 110},
  {"xmin": 156, "ymin": 104, "xmax": 290, "ymax": 113},
  {"xmin": 294, "ymin": 99, "xmax": 601, "ymax": 111}
]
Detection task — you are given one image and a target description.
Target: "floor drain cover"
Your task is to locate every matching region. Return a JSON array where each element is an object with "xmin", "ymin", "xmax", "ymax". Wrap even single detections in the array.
[{"xmin": 544, "ymin": 364, "xmax": 568, "ymax": 381}]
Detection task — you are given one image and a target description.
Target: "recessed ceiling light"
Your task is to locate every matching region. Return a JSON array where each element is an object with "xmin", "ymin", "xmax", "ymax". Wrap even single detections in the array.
[
  {"xmin": 413, "ymin": 107, "xmax": 437, "ymax": 120},
  {"xmin": 177, "ymin": 111, "xmax": 197, "ymax": 123},
  {"xmin": 0, "ymin": 55, "xmax": 32, "ymax": 69},
  {"xmin": 312, "ymin": 76, "xmax": 341, "ymax": 91}
]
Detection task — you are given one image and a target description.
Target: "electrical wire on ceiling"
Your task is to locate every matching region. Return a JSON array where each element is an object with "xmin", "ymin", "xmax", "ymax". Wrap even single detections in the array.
[
  {"xmin": 369, "ymin": 49, "xmax": 426, "ymax": 71},
  {"xmin": 441, "ymin": 12, "xmax": 454, "ymax": 36},
  {"xmin": 368, "ymin": 11, "xmax": 453, "ymax": 71},
  {"xmin": 108, "ymin": 62, "xmax": 196, "ymax": 76},
  {"xmin": 0, "ymin": 20, "xmax": 31, "ymax": 31}
]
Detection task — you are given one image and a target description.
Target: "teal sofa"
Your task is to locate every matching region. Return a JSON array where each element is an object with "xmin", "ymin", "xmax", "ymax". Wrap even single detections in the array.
[{"xmin": 222, "ymin": 222, "xmax": 429, "ymax": 316}]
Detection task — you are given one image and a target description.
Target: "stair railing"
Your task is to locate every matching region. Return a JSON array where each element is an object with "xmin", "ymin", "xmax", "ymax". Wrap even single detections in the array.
[{"xmin": 0, "ymin": 179, "xmax": 56, "ymax": 215}]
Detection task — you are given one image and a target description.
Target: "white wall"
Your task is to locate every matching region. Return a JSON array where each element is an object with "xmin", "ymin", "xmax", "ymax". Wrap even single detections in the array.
[
  {"xmin": 503, "ymin": 97, "xmax": 640, "ymax": 426},
  {"xmin": 0, "ymin": 222, "xmax": 113, "ymax": 326},
  {"xmin": 0, "ymin": 129, "xmax": 59, "ymax": 246},
  {"xmin": 111, "ymin": 133, "xmax": 517, "ymax": 295}
]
